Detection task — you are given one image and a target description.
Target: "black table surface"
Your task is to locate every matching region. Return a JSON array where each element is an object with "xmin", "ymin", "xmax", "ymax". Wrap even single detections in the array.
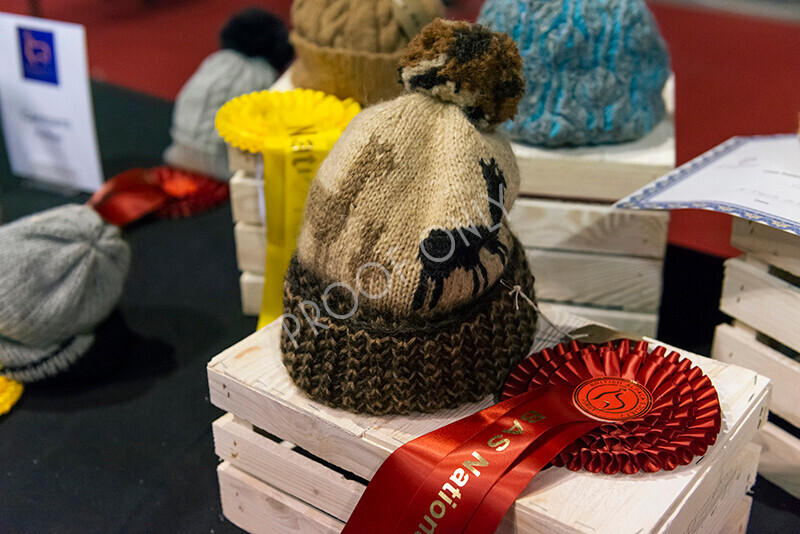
[{"xmin": 1, "ymin": 82, "xmax": 798, "ymax": 533}]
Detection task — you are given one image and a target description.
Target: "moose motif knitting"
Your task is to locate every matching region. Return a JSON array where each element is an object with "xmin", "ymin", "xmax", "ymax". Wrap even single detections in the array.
[{"xmin": 280, "ymin": 19, "xmax": 538, "ymax": 415}]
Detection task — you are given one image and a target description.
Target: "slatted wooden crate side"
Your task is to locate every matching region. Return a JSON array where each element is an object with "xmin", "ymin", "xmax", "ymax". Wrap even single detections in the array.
[
  {"xmin": 233, "ymin": 222, "xmax": 663, "ymax": 313},
  {"xmin": 215, "ymin": 413, "xmax": 759, "ymax": 534},
  {"xmin": 214, "ymin": 406, "xmax": 758, "ymax": 532},
  {"xmin": 207, "ymin": 311, "xmax": 771, "ymax": 534},
  {"xmin": 753, "ymin": 421, "xmax": 800, "ymax": 499},
  {"xmin": 731, "ymin": 218, "xmax": 800, "ymax": 277},
  {"xmin": 720, "ymin": 257, "xmax": 800, "ymax": 353},
  {"xmin": 712, "ymin": 323, "xmax": 800, "ymax": 428},
  {"xmin": 228, "ymin": 175, "xmax": 669, "ymax": 259},
  {"xmin": 218, "ymin": 459, "xmax": 757, "ymax": 534},
  {"xmin": 213, "ymin": 413, "xmax": 364, "ymax": 522},
  {"xmin": 218, "ymin": 461, "xmax": 341, "ymax": 534}
]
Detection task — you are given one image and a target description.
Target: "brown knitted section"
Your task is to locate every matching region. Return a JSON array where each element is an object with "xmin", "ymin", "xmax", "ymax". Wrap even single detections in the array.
[
  {"xmin": 399, "ymin": 19, "xmax": 525, "ymax": 131},
  {"xmin": 281, "ymin": 241, "xmax": 537, "ymax": 415}
]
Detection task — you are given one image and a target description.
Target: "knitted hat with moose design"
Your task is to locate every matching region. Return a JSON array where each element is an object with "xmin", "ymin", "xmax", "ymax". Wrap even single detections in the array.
[{"xmin": 281, "ymin": 19, "xmax": 538, "ymax": 415}]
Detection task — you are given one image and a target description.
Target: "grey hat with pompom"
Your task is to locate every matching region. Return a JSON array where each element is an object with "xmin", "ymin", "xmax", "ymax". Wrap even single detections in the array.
[{"xmin": 0, "ymin": 204, "xmax": 130, "ymax": 382}]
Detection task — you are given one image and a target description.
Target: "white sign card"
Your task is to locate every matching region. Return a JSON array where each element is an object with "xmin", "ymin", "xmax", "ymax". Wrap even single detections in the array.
[
  {"xmin": 0, "ymin": 13, "xmax": 103, "ymax": 192},
  {"xmin": 616, "ymin": 134, "xmax": 800, "ymax": 235}
]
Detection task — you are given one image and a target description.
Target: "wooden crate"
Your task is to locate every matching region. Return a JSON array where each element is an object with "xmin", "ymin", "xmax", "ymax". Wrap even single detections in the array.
[
  {"xmin": 711, "ymin": 218, "xmax": 800, "ymax": 498},
  {"xmin": 208, "ymin": 305, "xmax": 770, "ymax": 533}
]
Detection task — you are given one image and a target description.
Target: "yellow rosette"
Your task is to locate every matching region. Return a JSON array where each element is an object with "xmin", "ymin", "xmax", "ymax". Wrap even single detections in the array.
[{"xmin": 217, "ymin": 90, "xmax": 361, "ymax": 328}]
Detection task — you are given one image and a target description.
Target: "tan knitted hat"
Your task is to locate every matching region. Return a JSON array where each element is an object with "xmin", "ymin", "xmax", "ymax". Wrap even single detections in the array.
[
  {"xmin": 290, "ymin": 0, "xmax": 444, "ymax": 106},
  {"xmin": 281, "ymin": 19, "xmax": 535, "ymax": 415}
]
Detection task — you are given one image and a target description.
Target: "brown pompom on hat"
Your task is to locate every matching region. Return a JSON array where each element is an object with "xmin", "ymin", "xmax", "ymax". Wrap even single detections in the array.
[
  {"xmin": 290, "ymin": 0, "xmax": 444, "ymax": 106},
  {"xmin": 281, "ymin": 19, "xmax": 535, "ymax": 415}
]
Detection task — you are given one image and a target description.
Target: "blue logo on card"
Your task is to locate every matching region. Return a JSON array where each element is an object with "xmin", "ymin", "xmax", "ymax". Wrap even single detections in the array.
[{"xmin": 18, "ymin": 27, "xmax": 58, "ymax": 85}]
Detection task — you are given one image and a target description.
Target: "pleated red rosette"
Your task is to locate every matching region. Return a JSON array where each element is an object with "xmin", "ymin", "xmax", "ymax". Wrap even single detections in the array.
[
  {"xmin": 88, "ymin": 166, "xmax": 229, "ymax": 227},
  {"xmin": 502, "ymin": 338, "xmax": 722, "ymax": 475},
  {"xmin": 342, "ymin": 338, "xmax": 723, "ymax": 534}
]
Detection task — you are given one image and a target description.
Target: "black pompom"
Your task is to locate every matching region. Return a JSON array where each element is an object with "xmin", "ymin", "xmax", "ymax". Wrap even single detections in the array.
[{"xmin": 219, "ymin": 7, "xmax": 293, "ymax": 72}]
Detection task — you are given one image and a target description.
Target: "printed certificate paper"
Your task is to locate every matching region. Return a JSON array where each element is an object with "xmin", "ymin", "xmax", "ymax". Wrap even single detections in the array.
[
  {"xmin": 0, "ymin": 13, "xmax": 102, "ymax": 192},
  {"xmin": 616, "ymin": 135, "xmax": 800, "ymax": 235}
]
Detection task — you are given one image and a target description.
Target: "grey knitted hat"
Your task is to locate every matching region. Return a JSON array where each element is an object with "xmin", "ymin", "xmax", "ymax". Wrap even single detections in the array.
[
  {"xmin": 164, "ymin": 49, "xmax": 278, "ymax": 180},
  {"xmin": 0, "ymin": 204, "xmax": 130, "ymax": 382}
]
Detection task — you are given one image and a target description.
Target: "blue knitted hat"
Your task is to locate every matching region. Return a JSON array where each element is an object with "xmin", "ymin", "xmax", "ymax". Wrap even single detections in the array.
[{"xmin": 478, "ymin": 0, "xmax": 670, "ymax": 147}]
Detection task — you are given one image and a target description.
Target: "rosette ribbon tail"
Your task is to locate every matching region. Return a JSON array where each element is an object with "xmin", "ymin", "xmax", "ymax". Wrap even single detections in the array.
[
  {"xmin": 342, "ymin": 339, "xmax": 722, "ymax": 534},
  {"xmin": 342, "ymin": 386, "xmax": 603, "ymax": 534}
]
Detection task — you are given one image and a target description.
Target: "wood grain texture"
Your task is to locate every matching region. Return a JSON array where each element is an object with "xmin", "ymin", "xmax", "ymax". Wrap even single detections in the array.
[
  {"xmin": 218, "ymin": 461, "xmax": 341, "ymax": 534},
  {"xmin": 660, "ymin": 443, "xmax": 759, "ymax": 534},
  {"xmin": 527, "ymin": 249, "xmax": 663, "ymax": 312},
  {"xmin": 712, "ymin": 323, "xmax": 800, "ymax": 428},
  {"xmin": 234, "ymin": 223, "xmax": 663, "ymax": 312},
  {"xmin": 722, "ymin": 495, "xmax": 754, "ymax": 534},
  {"xmin": 731, "ymin": 218, "xmax": 800, "ymax": 277},
  {"xmin": 207, "ymin": 306, "xmax": 771, "ymax": 534},
  {"xmin": 546, "ymin": 303, "xmax": 658, "ymax": 338},
  {"xmin": 720, "ymin": 257, "xmax": 800, "ymax": 352},
  {"xmin": 509, "ymin": 198, "xmax": 669, "ymax": 258},
  {"xmin": 214, "ymin": 414, "xmax": 363, "ymax": 522},
  {"xmin": 753, "ymin": 422, "xmax": 800, "ymax": 499}
]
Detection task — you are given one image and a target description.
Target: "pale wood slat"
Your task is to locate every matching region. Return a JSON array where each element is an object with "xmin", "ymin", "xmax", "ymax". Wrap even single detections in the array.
[
  {"xmin": 218, "ymin": 461, "xmax": 341, "ymax": 534},
  {"xmin": 545, "ymin": 303, "xmax": 658, "ymax": 338},
  {"xmin": 753, "ymin": 422, "xmax": 800, "ymax": 499},
  {"xmin": 509, "ymin": 198, "xmax": 668, "ymax": 258},
  {"xmin": 720, "ymin": 257, "xmax": 800, "ymax": 352},
  {"xmin": 213, "ymin": 414, "xmax": 363, "ymax": 522},
  {"xmin": 731, "ymin": 218, "xmax": 800, "ymax": 278},
  {"xmin": 527, "ymin": 248, "xmax": 662, "ymax": 312},
  {"xmin": 712, "ymin": 323, "xmax": 800, "ymax": 428}
]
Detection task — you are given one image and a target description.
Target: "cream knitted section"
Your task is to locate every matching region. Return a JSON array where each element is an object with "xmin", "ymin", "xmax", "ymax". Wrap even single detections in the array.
[{"xmin": 295, "ymin": 93, "xmax": 520, "ymax": 318}]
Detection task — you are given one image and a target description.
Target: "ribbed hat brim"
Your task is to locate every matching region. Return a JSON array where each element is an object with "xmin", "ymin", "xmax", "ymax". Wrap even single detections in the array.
[
  {"xmin": 289, "ymin": 32, "xmax": 405, "ymax": 106},
  {"xmin": 281, "ymin": 241, "xmax": 538, "ymax": 415},
  {"xmin": 0, "ymin": 334, "xmax": 95, "ymax": 383}
]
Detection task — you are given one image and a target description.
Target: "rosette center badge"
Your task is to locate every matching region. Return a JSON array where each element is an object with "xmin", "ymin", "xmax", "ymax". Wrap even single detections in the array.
[{"xmin": 572, "ymin": 377, "xmax": 653, "ymax": 422}]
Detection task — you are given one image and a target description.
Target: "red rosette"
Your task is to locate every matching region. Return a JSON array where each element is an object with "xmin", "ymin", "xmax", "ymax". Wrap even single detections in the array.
[
  {"xmin": 88, "ymin": 166, "xmax": 229, "ymax": 227},
  {"xmin": 502, "ymin": 339, "xmax": 722, "ymax": 475},
  {"xmin": 150, "ymin": 166, "xmax": 229, "ymax": 220}
]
